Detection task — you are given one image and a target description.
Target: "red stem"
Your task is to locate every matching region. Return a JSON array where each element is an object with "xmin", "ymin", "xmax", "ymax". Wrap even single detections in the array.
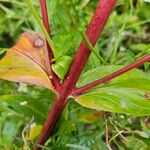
[
  {"xmin": 72, "ymin": 54, "xmax": 150, "ymax": 96},
  {"xmin": 59, "ymin": 0, "xmax": 118, "ymax": 95},
  {"xmin": 39, "ymin": 0, "xmax": 50, "ymax": 33},
  {"xmin": 39, "ymin": 0, "xmax": 60, "ymax": 90},
  {"xmin": 34, "ymin": 96, "xmax": 68, "ymax": 150},
  {"xmin": 34, "ymin": 0, "xmax": 117, "ymax": 149}
]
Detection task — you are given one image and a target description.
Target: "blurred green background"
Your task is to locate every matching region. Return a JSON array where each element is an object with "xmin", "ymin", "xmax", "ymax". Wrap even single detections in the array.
[{"xmin": 0, "ymin": 0, "xmax": 150, "ymax": 149}]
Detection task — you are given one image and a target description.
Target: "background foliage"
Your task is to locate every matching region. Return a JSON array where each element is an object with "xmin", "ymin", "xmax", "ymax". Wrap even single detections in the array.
[{"xmin": 0, "ymin": 0, "xmax": 150, "ymax": 149}]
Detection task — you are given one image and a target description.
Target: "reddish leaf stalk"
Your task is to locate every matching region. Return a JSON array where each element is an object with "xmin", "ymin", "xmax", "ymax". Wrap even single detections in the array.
[
  {"xmin": 39, "ymin": 0, "xmax": 60, "ymax": 90},
  {"xmin": 34, "ymin": 0, "xmax": 118, "ymax": 149},
  {"xmin": 72, "ymin": 54, "xmax": 150, "ymax": 96}
]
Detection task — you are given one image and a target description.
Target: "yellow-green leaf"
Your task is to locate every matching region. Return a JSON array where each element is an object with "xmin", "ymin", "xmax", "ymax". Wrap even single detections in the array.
[
  {"xmin": 0, "ymin": 32, "xmax": 52, "ymax": 89},
  {"xmin": 28, "ymin": 124, "xmax": 42, "ymax": 140},
  {"xmin": 75, "ymin": 87, "xmax": 150, "ymax": 116},
  {"xmin": 13, "ymin": 32, "xmax": 51, "ymax": 73}
]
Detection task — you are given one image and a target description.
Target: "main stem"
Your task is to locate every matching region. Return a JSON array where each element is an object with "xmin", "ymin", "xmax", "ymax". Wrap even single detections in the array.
[
  {"xmin": 39, "ymin": 0, "xmax": 60, "ymax": 90},
  {"xmin": 34, "ymin": 0, "xmax": 117, "ymax": 149},
  {"xmin": 34, "ymin": 96, "xmax": 68, "ymax": 149}
]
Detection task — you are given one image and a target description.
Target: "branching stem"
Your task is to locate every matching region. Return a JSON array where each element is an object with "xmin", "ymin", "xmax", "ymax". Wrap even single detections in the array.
[
  {"xmin": 33, "ymin": 0, "xmax": 150, "ymax": 149},
  {"xmin": 34, "ymin": 1, "xmax": 118, "ymax": 149},
  {"xmin": 73, "ymin": 54, "xmax": 150, "ymax": 96}
]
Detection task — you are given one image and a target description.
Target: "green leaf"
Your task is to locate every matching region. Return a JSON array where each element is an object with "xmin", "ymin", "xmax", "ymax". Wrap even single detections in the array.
[
  {"xmin": 52, "ymin": 34, "xmax": 74, "ymax": 60},
  {"xmin": 78, "ymin": 0, "xmax": 91, "ymax": 10},
  {"xmin": 77, "ymin": 65, "xmax": 150, "ymax": 91},
  {"xmin": 75, "ymin": 87, "xmax": 150, "ymax": 116},
  {"xmin": 0, "ymin": 93, "xmax": 49, "ymax": 123},
  {"xmin": 0, "ymin": 48, "xmax": 8, "ymax": 55},
  {"xmin": 52, "ymin": 56, "xmax": 72, "ymax": 79},
  {"xmin": 0, "ymin": 116, "xmax": 22, "ymax": 148},
  {"xmin": 130, "ymin": 43, "xmax": 150, "ymax": 52},
  {"xmin": 47, "ymin": 0, "xmax": 58, "ymax": 20},
  {"xmin": 0, "ymin": 110, "xmax": 23, "ymax": 148},
  {"xmin": 88, "ymin": 52, "xmax": 101, "ymax": 68},
  {"xmin": 123, "ymin": 136, "xmax": 150, "ymax": 150}
]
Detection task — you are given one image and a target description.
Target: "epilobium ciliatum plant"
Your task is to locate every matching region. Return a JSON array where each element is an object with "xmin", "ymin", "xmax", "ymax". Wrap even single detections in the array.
[{"xmin": 0, "ymin": 0, "xmax": 150, "ymax": 149}]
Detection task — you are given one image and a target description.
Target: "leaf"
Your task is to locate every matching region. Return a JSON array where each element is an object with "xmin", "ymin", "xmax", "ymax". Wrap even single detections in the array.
[
  {"xmin": 52, "ymin": 29, "xmax": 80, "ymax": 60},
  {"xmin": 76, "ymin": 65, "xmax": 150, "ymax": 115},
  {"xmin": 0, "ymin": 32, "xmax": 53, "ymax": 89},
  {"xmin": 78, "ymin": 0, "xmax": 90, "ymax": 10},
  {"xmin": 88, "ymin": 52, "xmax": 101, "ymax": 68},
  {"xmin": 75, "ymin": 87, "xmax": 150, "ymax": 116},
  {"xmin": 77, "ymin": 65, "xmax": 150, "ymax": 91},
  {"xmin": 56, "ymin": 117, "xmax": 76, "ymax": 136},
  {"xmin": 29, "ymin": 124, "xmax": 42, "ymax": 140},
  {"xmin": 52, "ymin": 56, "xmax": 72, "ymax": 79},
  {"xmin": 77, "ymin": 110, "xmax": 102, "ymax": 123},
  {"xmin": 0, "ymin": 118, "xmax": 22, "ymax": 147},
  {"xmin": 0, "ymin": 93, "xmax": 50, "ymax": 123},
  {"xmin": 52, "ymin": 34, "xmax": 73, "ymax": 60},
  {"xmin": 130, "ymin": 43, "xmax": 150, "ymax": 52},
  {"xmin": 123, "ymin": 136, "xmax": 149, "ymax": 150},
  {"xmin": 0, "ymin": 48, "xmax": 8, "ymax": 55},
  {"xmin": 13, "ymin": 32, "xmax": 51, "ymax": 73},
  {"xmin": 125, "ymin": 50, "xmax": 136, "ymax": 63},
  {"xmin": 47, "ymin": 0, "xmax": 58, "ymax": 20}
]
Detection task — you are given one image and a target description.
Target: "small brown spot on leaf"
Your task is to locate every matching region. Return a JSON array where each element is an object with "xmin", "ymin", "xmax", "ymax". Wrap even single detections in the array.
[
  {"xmin": 23, "ymin": 32, "xmax": 45, "ymax": 48},
  {"xmin": 34, "ymin": 38, "xmax": 45, "ymax": 48}
]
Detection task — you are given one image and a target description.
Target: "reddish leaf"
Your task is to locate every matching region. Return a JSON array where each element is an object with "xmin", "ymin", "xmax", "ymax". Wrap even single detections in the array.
[{"xmin": 0, "ymin": 32, "xmax": 53, "ymax": 89}]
